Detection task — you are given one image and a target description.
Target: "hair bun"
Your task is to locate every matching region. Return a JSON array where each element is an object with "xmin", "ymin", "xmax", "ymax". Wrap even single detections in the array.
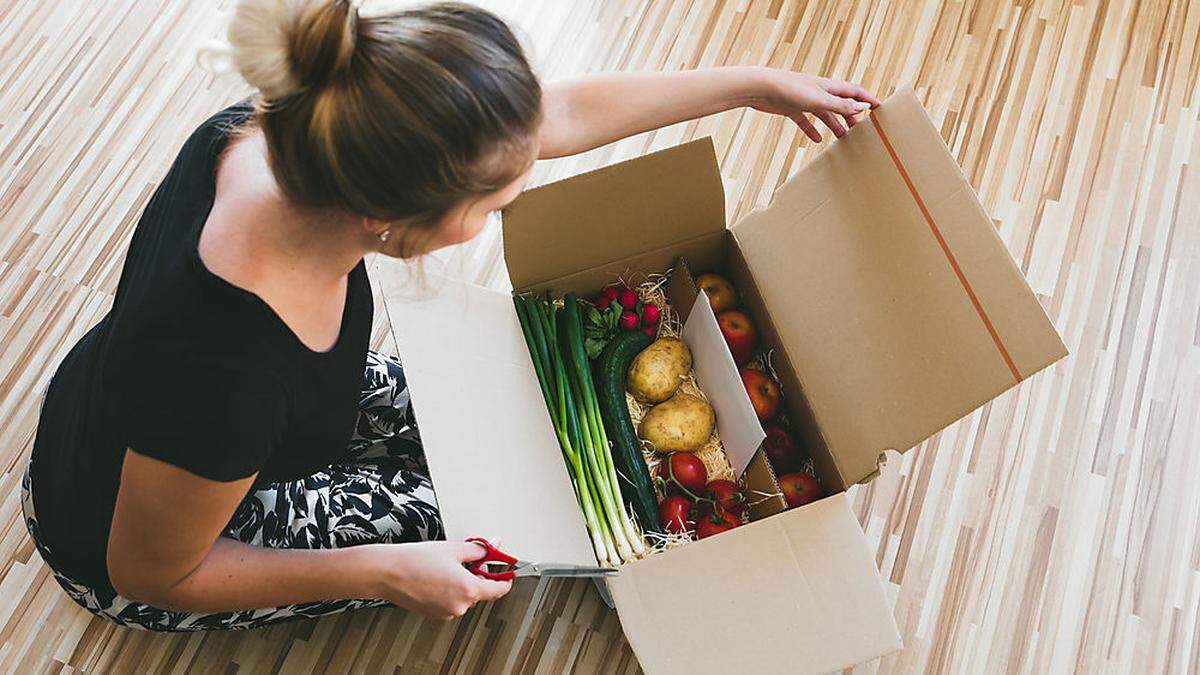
[{"xmin": 217, "ymin": 0, "xmax": 357, "ymax": 101}]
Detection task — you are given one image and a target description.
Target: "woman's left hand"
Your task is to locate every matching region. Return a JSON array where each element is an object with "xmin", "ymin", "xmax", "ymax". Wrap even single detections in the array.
[
  {"xmin": 751, "ymin": 71, "xmax": 882, "ymax": 143},
  {"xmin": 539, "ymin": 67, "xmax": 884, "ymax": 159}
]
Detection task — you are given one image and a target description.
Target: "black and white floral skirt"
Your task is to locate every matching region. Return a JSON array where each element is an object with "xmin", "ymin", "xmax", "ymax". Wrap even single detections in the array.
[{"xmin": 21, "ymin": 350, "xmax": 443, "ymax": 632}]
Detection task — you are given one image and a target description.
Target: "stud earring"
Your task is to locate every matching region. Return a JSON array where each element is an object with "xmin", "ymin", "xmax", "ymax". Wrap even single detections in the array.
[{"xmin": 378, "ymin": 228, "xmax": 391, "ymax": 243}]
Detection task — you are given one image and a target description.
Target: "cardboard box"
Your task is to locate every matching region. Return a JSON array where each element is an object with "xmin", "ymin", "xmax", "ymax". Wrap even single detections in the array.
[{"xmin": 380, "ymin": 87, "xmax": 1067, "ymax": 673}]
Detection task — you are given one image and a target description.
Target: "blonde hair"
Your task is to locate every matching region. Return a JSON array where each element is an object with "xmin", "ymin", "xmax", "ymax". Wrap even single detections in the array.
[{"xmin": 198, "ymin": 0, "xmax": 542, "ymax": 257}]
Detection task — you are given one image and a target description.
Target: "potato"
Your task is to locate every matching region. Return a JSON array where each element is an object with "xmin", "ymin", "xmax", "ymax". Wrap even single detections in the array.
[
  {"xmin": 639, "ymin": 393, "xmax": 715, "ymax": 453},
  {"xmin": 627, "ymin": 338, "xmax": 692, "ymax": 403}
]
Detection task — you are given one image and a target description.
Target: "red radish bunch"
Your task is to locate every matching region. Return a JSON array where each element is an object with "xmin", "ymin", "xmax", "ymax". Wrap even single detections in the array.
[
  {"xmin": 585, "ymin": 284, "xmax": 662, "ymax": 359},
  {"xmin": 593, "ymin": 284, "xmax": 662, "ymax": 337}
]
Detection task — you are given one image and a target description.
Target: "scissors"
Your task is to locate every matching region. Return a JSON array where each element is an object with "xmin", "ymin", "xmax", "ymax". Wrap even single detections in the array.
[{"xmin": 464, "ymin": 537, "xmax": 616, "ymax": 581}]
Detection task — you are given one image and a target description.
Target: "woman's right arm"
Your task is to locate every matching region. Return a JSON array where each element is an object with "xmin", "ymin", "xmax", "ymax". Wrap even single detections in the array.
[{"xmin": 107, "ymin": 449, "xmax": 510, "ymax": 619}]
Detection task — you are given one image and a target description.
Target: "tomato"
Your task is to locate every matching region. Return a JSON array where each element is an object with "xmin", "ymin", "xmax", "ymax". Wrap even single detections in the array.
[
  {"xmin": 659, "ymin": 495, "xmax": 693, "ymax": 534},
  {"xmin": 698, "ymin": 479, "xmax": 745, "ymax": 520},
  {"xmin": 657, "ymin": 453, "xmax": 708, "ymax": 496},
  {"xmin": 695, "ymin": 507, "xmax": 742, "ymax": 539}
]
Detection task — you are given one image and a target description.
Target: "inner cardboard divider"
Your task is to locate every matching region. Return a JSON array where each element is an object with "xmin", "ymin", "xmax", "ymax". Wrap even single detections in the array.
[{"xmin": 663, "ymin": 258, "xmax": 786, "ymax": 520}]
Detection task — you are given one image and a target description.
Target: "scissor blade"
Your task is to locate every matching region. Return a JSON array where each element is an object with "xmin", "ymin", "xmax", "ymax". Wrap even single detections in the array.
[{"xmin": 518, "ymin": 563, "xmax": 617, "ymax": 578}]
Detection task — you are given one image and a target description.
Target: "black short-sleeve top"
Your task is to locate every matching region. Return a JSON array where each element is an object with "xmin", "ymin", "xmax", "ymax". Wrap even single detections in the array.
[{"xmin": 28, "ymin": 97, "xmax": 374, "ymax": 595}]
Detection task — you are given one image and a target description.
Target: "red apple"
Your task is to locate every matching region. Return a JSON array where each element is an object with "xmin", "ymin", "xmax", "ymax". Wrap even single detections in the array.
[
  {"xmin": 717, "ymin": 310, "xmax": 758, "ymax": 364},
  {"xmin": 762, "ymin": 421, "xmax": 802, "ymax": 473},
  {"xmin": 696, "ymin": 273, "xmax": 737, "ymax": 313},
  {"xmin": 778, "ymin": 472, "xmax": 823, "ymax": 508},
  {"xmin": 740, "ymin": 368, "xmax": 780, "ymax": 421}
]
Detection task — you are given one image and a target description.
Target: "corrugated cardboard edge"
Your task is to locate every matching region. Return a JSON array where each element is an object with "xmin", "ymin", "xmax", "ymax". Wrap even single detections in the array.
[
  {"xmin": 608, "ymin": 493, "xmax": 901, "ymax": 674},
  {"xmin": 502, "ymin": 138, "xmax": 727, "ymax": 291},
  {"xmin": 730, "ymin": 86, "xmax": 1069, "ymax": 486},
  {"xmin": 378, "ymin": 269, "xmax": 596, "ymax": 565},
  {"xmin": 869, "ymin": 87, "xmax": 1069, "ymax": 381}
]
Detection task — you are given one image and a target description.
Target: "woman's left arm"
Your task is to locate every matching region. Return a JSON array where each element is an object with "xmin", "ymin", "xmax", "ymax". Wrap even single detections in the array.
[{"xmin": 538, "ymin": 66, "xmax": 882, "ymax": 159}]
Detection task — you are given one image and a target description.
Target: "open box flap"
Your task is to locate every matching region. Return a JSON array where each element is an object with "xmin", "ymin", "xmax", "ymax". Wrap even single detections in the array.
[
  {"xmin": 731, "ymin": 86, "xmax": 1067, "ymax": 485},
  {"xmin": 502, "ymin": 138, "xmax": 726, "ymax": 291},
  {"xmin": 608, "ymin": 494, "xmax": 901, "ymax": 673},
  {"xmin": 377, "ymin": 267, "xmax": 596, "ymax": 566}
]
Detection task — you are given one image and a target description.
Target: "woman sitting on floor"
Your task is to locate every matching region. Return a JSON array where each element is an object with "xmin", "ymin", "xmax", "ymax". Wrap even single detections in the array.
[{"xmin": 24, "ymin": 0, "xmax": 877, "ymax": 631}]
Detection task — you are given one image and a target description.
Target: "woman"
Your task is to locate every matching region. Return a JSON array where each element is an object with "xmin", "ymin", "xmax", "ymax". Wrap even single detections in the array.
[{"xmin": 23, "ymin": 0, "xmax": 879, "ymax": 631}]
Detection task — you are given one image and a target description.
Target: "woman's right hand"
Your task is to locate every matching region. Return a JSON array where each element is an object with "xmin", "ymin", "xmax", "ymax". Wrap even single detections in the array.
[{"xmin": 367, "ymin": 540, "xmax": 513, "ymax": 620}]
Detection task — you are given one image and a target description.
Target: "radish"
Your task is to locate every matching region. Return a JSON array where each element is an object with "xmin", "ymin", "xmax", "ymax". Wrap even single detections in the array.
[
  {"xmin": 642, "ymin": 304, "xmax": 661, "ymax": 325},
  {"xmin": 618, "ymin": 288, "xmax": 638, "ymax": 310}
]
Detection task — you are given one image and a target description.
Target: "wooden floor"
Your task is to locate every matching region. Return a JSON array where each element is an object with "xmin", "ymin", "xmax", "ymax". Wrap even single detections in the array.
[{"xmin": 0, "ymin": 0, "xmax": 1197, "ymax": 672}]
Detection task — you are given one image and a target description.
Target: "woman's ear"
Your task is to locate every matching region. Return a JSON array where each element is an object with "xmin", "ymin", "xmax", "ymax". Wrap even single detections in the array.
[{"xmin": 361, "ymin": 215, "xmax": 390, "ymax": 238}]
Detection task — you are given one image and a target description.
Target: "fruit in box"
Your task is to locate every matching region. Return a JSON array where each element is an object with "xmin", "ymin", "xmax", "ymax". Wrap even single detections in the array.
[
  {"xmin": 717, "ymin": 310, "xmax": 759, "ymax": 364},
  {"xmin": 740, "ymin": 368, "xmax": 781, "ymax": 421},
  {"xmin": 657, "ymin": 452, "xmax": 708, "ymax": 495},
  {"xmin": 779, "ymin": 472, "xmax": 823, "ymax": 508},
  {"xmin": 762, "ymin": 421, "xmax": 802, "ymax": 473},
  {"xmin": 700, "ymin": 479, "xmax": 745, "ymax": 520},
  {"xmin": 696, "ymin": 273, "xmax": 737, "ymax": 313},
  {"xmin": 696, "ymin": 507, "xmax": 742, "ymax": 539},
  {"xmin": 659, "ymin": 495, "xmax": 693, "ymax": 534}
]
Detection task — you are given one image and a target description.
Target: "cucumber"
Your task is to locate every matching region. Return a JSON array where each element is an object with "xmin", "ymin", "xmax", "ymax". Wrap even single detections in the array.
[{"xmin": 595, "ymin": 330, "xmax": 662, "ymax": 535}]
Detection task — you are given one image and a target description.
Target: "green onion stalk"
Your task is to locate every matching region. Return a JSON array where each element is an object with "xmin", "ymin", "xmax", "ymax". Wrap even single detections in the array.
[{"xmin": 514, "ymin": 293, "xmax": 645, "ymax": 565}]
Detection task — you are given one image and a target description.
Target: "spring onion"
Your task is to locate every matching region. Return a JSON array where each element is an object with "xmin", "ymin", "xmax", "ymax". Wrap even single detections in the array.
[{"xmin": 515, "ymin": 293, "xmax": 645, "ymax": 565}]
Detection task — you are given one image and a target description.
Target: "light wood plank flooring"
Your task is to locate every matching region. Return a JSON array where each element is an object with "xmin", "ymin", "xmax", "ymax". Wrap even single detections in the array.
[{"xmin": 0, "ymin": 0, "xmax": 1197, "ymax": 672}]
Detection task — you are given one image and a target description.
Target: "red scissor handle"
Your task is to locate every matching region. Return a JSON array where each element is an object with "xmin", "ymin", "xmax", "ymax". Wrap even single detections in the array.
[{"xmin": 464, "ymin": 537, "xmax": 518, "ymax": 581}]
